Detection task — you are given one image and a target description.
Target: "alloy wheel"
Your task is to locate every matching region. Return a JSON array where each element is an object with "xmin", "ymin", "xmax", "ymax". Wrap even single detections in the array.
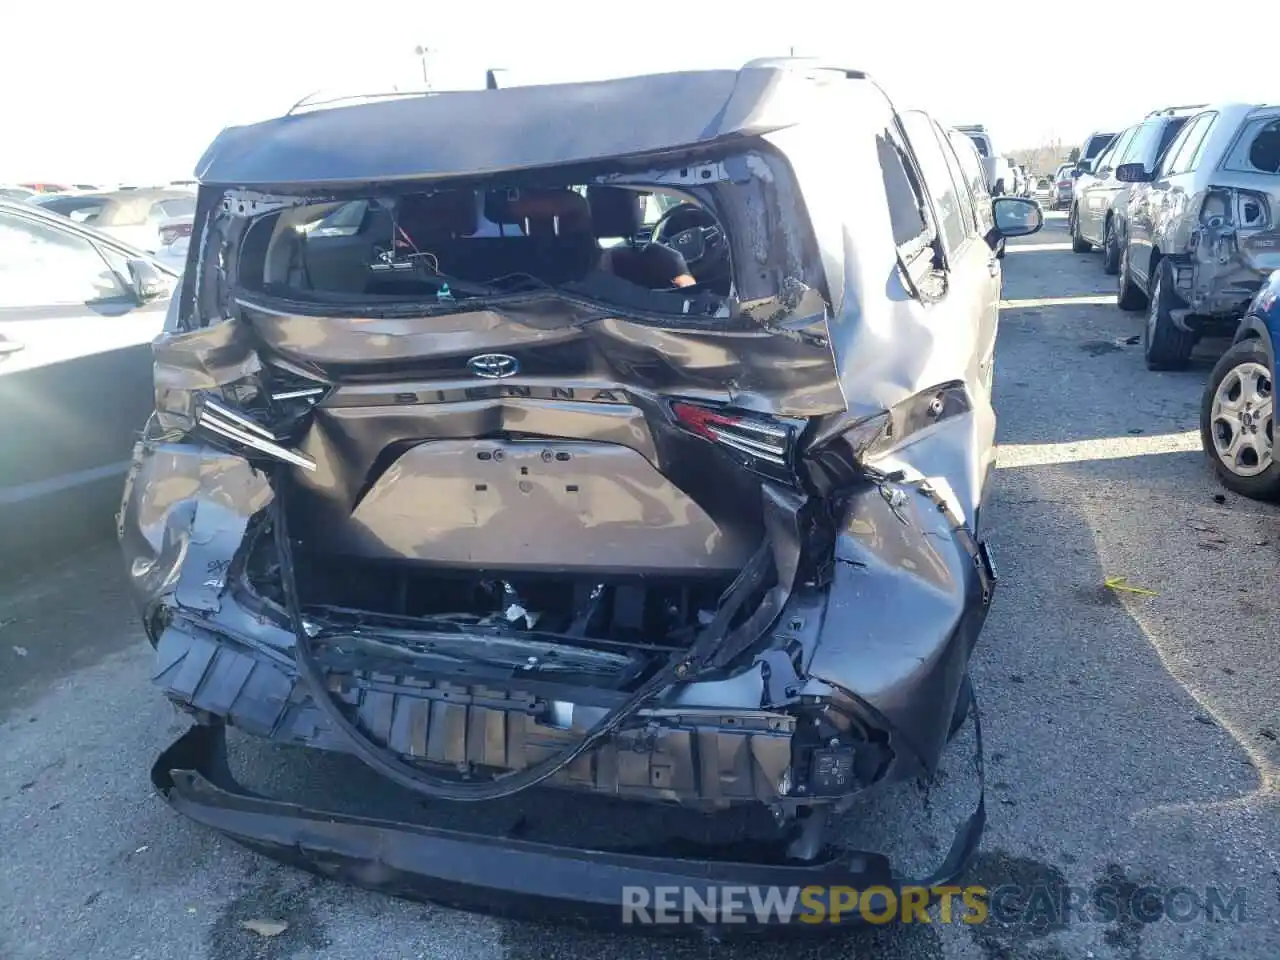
[{"xmin": 1211, "ymin": 360, "xmax": 1274, "ymax": 477}]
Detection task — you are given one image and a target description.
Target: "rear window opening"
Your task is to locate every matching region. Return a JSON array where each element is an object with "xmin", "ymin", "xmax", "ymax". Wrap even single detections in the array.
[
  {"xmin": 236, "ymin": 181, "xmax": 739, "ymax": 317},
  {"xmin": 1083, "ymin": 133, "xmax": 1116, "ymax": 161},
  {"xmin": 966, "ymin": 135, "xmax": 991, "ymax": 158},
  {"xmin": 1225, "ymin": 117, "xmax": 1280, "ymax": 174}
]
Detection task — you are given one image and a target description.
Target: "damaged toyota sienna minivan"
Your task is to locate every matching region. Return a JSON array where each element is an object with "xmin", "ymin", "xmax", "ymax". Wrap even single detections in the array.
[{"xmin": 120, "ymin": 57, "xmax": 1042, "ymax": 928}]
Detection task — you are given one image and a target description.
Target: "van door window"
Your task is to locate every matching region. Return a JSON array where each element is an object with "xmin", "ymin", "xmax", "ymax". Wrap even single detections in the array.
[{"xmin": 902, "ymin": 111, "xmax": 966, "ymax": 255}]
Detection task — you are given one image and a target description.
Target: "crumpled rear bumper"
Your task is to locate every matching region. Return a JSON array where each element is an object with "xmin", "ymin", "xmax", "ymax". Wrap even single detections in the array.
[
  {"xmin": 125, "ymin": 440, "xmax": 995, "ymax": 809},
  {"xmin": 153, "ymin": 722, "xmax": 985, "ymax": 934}
]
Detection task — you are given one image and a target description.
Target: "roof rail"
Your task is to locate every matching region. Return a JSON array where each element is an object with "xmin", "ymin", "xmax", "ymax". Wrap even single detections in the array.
[
  {"xmin": 286, "ymin": 89, "xmax": 436, "ymax": 116},
  {"xmin": 741, "ymin": 56, "xmax": 867, "ymax": 79},
  {"xmin": 1144, "ymin": 103, "xmax": 1208, "ymax": 118}
]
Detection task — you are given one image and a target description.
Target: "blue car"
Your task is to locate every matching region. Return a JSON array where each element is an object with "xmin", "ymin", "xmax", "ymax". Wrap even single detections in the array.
[{"xmin": 1201, "ymin": 269, "xmax": 1280, "ymax": 499}]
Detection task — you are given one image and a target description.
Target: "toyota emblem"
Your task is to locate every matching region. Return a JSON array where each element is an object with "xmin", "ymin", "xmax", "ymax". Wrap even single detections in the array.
[{"xmin": 466, "ymin": 353, "xmax": 520, "ymax": 379}]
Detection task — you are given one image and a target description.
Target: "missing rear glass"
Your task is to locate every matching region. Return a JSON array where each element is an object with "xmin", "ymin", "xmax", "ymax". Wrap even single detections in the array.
[{"xmin": 237, "ymin": 182, "xmax": 735, "ymax": 316}]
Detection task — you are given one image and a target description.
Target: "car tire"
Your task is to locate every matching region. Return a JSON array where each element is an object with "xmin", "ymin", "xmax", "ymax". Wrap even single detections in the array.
[
  {"xmin": 1116, "ymin": 241, "xmax": 1147, "ymax": 312},
  {"xmin": 1200, "ymin": 338, "xmax": 1280, "ymax": 500},
  {"xmin": 1143, "ymin": 259, "xmax": 1196, "ymax": 370},
  {"xmin": 1069, "ymin": 206, "xmax": 1092, "ymax": 252},
  {"xmin": 948, "ymin": 672, "xmax": 974, "ymax": 740},
  {"xmin": 1101, "ymin": 218, "xmax": 1120, "ymax": 275}
]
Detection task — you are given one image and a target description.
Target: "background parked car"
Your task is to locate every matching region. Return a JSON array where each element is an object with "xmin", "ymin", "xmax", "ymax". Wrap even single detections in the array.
[
  {"xmin": 1070, "ymin": 108, "xmax": 1194, "ymax": 271},
  {"xmin": 0, "ymin": 199, "xmax": 178, "ymax": 561},
  {"xmin": 1030, "ymin": 174, "xmax": 1056, "ymax": 206},
  {"xmin": 30, "ymin": 188, "xmax": 195, "ymax": 254},
  {"xmin": 956, "ymin": 124, "xmax": 1007, "ymax": 194},
  {"xmin": 1201, "ymin": 269, "xmax": 1280, "ymax": 499},
  {"xmin": 1116, "ymin": 102, "xmax": 1280, "ymax": 369},
  {"xmin": 947, "ymin": 126, "xmax": 1002, "ymax": 255},
  {"xmin": 1054, "ymin": 163, "xmax": 1076, "ymax": 209},
  {"xmin": 153, "ymin": 213, "xmax": 194, "ymax": 271},
  {"xmin": 1076, "ymin": 130, "xmax": 1119, "ymax": 172}
]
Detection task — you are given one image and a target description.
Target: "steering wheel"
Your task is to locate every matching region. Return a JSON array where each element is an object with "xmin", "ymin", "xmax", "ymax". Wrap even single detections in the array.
[{"xmin": 649, "ymin": 203, "xmax": 729, "ymax": 274}]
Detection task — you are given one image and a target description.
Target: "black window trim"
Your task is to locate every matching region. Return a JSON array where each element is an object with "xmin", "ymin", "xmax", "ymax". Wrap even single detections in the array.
[
  {"xmin": 899, "ymin": 109, "xmax": 967, "ymax": 270},
  {"xmin": 883, "ymin": 114, "xmax": 942, "ymax": 271}
]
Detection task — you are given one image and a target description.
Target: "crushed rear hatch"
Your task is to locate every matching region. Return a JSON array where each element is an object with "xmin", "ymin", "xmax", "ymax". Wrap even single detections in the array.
[{"xmin": 123, "ymin": 65, "xmax": 999, "ymax": 925}]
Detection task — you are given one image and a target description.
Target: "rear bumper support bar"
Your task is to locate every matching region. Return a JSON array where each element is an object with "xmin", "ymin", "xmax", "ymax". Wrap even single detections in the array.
[{"xmin": 151, "ymin": 708, "xmax": 985, "ymax": 934}]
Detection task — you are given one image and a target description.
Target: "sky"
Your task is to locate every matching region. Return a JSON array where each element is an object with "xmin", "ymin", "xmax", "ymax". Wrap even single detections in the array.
[{"xmin": 3, "ymin": 0, "xmax": 1277, "ymax": 184}]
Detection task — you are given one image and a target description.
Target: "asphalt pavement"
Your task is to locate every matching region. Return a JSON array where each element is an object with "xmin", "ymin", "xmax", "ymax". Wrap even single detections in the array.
[{"xmin": 3, "ymin": 213, "xmax": 1279, "ymax": 960}]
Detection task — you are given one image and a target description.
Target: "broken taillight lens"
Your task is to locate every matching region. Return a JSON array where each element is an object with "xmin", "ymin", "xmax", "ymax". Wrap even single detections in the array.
[
  {"xmin": 1202, "ymin": 187, "xmax": 1273, "ymax": 229},
  {"xmin": 159, "ymin": 222, "xmax": 193, "ymax": 246},
  {"xmin": 194, "ymin": 396, "xmax": 317, "ymax": 471},
  {"xmin": 186, "ymin": 362, "xmax": 330, "ymax": 471},
  {"xmin": 670, "ymin": 401, "xmax": 796, "ymax": 469}
]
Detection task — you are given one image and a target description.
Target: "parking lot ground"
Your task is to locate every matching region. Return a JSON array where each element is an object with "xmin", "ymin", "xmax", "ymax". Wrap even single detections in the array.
[{"xmin": 3, "ymin": 212, "xmax": 1280, "ymax": 960}]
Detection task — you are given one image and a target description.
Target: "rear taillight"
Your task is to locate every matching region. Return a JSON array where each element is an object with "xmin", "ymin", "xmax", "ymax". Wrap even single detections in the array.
[
  {"xmin": 159, "ymin": 222, "xmax": 193, "ymax": 246},
  {"xmin": 670, "ymin": 401, "xmax": 797, "ymax": 470},
  {"xmin": 195, "ymin": 397, "xmax": 316, "ymax": 470},
  {"xmin": 1058, "ymin": 180, "xmax": 1071, "ymax": 189},
  {"xmin": 1202, "ymin": 187, "xmax": 1272, "ymax": 230}
]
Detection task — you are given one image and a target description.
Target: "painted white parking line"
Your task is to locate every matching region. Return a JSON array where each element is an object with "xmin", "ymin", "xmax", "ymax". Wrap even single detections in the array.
[
  {"xmin": 1005, "ymin": 242, "xmax": 1074, "ymax": 253},
  {"xmin": 1001, "ymin": 294, "xmax": 1115, "ymax": 309},
  {"xmin": 996, "ymin": 430, "xmax": 1201, "ymax": 468}
]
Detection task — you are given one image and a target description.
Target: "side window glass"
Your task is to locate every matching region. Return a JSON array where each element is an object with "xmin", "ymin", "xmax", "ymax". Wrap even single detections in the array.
[
  {"xmin": 1111, "ymin": 126, "xmax": 1152, "ymax": 167},
  {"xmin": 875, "ymin": 122, "xmax": 932, "ymax": 255},
  {"xmin": 1119, "ymin": 122, "xmax": 1156, "ymax": 166},
  {"xmin": 1182, "ymin": 114, "xmax": 1219, "ymax": 172},
  {"xmin": 935, "ymin": 126, "xmax": 978, "ymax": 239},
  {"xmin": 1154, "ymin": 117, "xmax": 1188, "ymax": 166},
  {"xmin": 0, "ymin": 213, "xmax": 128, "ymax": 309},
  {"xmin": 901, "ymin": 111, "xmax": 965, "ymax": 255},
  {"xmin": 949, "ymin": 131, "xmax": 991, "ymax": 204},
  {"xmin": 304, "ymin": 200, "xmax": 371, "ymax": 238},
  {"xmin": 1092, "ymin": 142, "xmax": 1116, "ymax": 175},
  {"xmin": 1155, "ymin": 122, "xmax": 1195, "ymax": 178},
  {"xmin": 1165, "ymin": 114, "xmax": 1216, "ymax": 176}
]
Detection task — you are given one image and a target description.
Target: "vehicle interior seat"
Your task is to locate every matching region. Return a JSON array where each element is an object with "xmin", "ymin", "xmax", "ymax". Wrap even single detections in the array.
[
  {"xmin": 434, "ymin": 188, "xmax": 600, "ymax": 285},
  {"xmin": 586, "ymin": 186, "xmax": 643, "ymax": 243}
]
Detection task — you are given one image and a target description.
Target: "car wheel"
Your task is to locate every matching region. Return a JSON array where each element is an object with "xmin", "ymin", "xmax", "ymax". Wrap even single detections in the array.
[
  {"xmin": 1116, "ymin": 241, "xmax": 1147, "ymax": 312},
  {"xmin": 1143, "ymin": 259, "xmax": 1196, "ymax": 370},
  {"xmin": 1102, "ymin": 218, "xmax": 1120, "ymax": 275},
  {"xmin": 1069, "ymin": 206, "xmax": 1092, "ymax": 252},
  {"xmin": 1200, "ymin": 338, "xmax": 1280, "ymax": 500}
]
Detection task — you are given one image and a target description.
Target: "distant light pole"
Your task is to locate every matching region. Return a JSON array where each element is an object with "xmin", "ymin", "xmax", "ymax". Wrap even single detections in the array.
[{"xmin": 414, "ymin": 45, "xmax": 432, "ymax": 88}]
